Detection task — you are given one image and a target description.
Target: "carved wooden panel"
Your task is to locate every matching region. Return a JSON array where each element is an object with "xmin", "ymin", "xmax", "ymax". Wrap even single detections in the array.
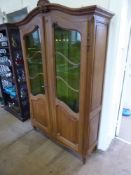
[
  {"xmin": 37, "ymin": 0, "xmax": 50, "ymax": 7},
  {"xmin": 31, "ymin": 95, "xmax": 49, "ymax": 129},
  {"xmin": 56, "ymin": 101, "xmax": 79, "ymax": 150}
]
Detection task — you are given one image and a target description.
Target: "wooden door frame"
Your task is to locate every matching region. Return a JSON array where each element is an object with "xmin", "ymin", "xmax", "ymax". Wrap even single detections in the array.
[
  {"xmin": 116, "ymin": 27, "xmax": 131, "ymax": 137},
  {"xmin": 44, "ymin": 11, "xmax": 88, "ymax": 154},
  {"xmin": 20, "ymin": 14, "xmax": 51, "ymax": 132}
]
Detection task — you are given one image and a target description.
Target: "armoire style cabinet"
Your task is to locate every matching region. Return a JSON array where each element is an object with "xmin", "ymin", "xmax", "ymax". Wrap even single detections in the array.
[{"xmin": 19, "ymin": 0, "xmax": 113, "ymax": 162}]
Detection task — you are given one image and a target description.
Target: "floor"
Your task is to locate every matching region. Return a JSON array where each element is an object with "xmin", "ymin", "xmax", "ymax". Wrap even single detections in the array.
[
  {"xmin": 119, "ymin": 116, "xmax": 131, "ymax": 143},
  {"xmin": 0, "ymin": 108, "xmax": 131, "ymax": 175}
]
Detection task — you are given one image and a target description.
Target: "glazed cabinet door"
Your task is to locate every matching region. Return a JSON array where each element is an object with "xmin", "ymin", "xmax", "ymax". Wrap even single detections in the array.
[
  {"xmin": 46, "ymin": 13, "xmax": 87, "ymax": 152},
  {"xmin": 54, "ymin": 25, "xmax": 80, "ymax": 151},
  {"xmin": 20, "ymin": 17, "xmax": 51, "ymax": 133}
]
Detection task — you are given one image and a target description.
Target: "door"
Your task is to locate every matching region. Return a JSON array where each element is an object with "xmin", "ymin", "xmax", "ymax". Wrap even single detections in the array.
[
  {"xmin": 46, "ymin": 13, "xmax": 87, "ymax": 152},
  {"xmin": 116, "ymin": 28, "xmax": 131, "ymax": 136},
  {"xmin": 54, "ymin": 24, "xmax": 80, "ymax": 150},
  {"xmin": 21, "ymin": 17, "xmax": 51, "ymax": 133}
]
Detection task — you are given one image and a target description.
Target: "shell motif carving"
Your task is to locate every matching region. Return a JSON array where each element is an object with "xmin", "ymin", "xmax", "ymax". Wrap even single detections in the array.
[{"xmin": 37, "ymin": 0, "xmax": 50, "ymax": 7}]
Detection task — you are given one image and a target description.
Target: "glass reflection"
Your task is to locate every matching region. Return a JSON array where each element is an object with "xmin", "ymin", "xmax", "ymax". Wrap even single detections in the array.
[
  {"xmin": 54, "ymin": 25, "xmax": 81, "ymax": 113},
  {"xmin": 25, "ymin": 28, "xmax": 45, "ymax": 95}
]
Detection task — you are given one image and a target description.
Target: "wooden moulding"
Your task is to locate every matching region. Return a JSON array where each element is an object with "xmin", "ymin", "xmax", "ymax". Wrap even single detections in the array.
[
  {"xmin": 37, "ymin": 0, "xmax": 50, "ymax": 7},
  {"xmin": 17, "ymin": 0, "xmax": 114, "ymax": 26}
]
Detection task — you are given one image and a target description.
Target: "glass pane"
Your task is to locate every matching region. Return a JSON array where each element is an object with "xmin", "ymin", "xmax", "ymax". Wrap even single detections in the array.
[
  {"xmin": 54, "ymin": 25, "xmax": 81, "ymax": 113},
  {"xmin": 25, "ymin": 27, "xmax": 45, "ymax": 95}
]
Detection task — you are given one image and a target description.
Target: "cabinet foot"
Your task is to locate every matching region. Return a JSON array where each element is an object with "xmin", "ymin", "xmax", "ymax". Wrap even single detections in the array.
[
  {"xmin": 33, "ymin": 125, "xmax": 37, "ymax": 130},
  {"xmin": 82, "ymin": 157, "xmax": 86, "ymax": 164}
]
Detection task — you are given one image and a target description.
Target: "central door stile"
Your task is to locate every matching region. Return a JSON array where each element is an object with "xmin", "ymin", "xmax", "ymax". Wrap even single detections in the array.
[
  {"xmin": 39, "ymin": 16, "xmax": 52, "ymax": 133},
  {"xmin": 44, "ymin": 15, "xmax": 58, "ymax": 136}
]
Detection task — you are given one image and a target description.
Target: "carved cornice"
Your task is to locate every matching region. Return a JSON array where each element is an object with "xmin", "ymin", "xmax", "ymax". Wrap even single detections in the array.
[
  {"xmin": 37, "ymin": 0, "xmax": 50, "ymax": 7},
  {"xmin": 17, "ymin": 3, "xmax": 114, "ymax": 26}
]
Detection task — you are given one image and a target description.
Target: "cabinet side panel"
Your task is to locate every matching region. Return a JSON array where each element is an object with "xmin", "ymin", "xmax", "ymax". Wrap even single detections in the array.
[
  {"xmin": 88, "ymin": 22, "xmax": 108, "ymax": 152},
  {"xmin": 91, "ymin": 23, "xmax": 108, "ymax": 111}
]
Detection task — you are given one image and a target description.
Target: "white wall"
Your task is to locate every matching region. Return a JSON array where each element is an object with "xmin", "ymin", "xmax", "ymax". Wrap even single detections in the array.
[
  {"xmin": 123, "ymin": 67, "xmax": 131, "ymax": 110},
  {"xmin": 50, "ymin": 0, "xmax": 109, "ymax": 8},
  {"xmin": 123, "ymin": 0, "xmax": 131, "ymax": 110},
  {"xmin": 0, "ymin": 0, "xmax": 110, "ymax": 14},
  {"xmin": 0, "ymin": 0, "xmax": 37, "ymax": 24},
  {"xmin": 0, "ymin": 0, "xmax": 130, "ymax": 151},
  {"xmin": 0, "ymin": 0, "xmax": 37, "ymax": 14},
  {"xmin": 98, "ymin": 0, "xmax": 130, "ymax": 150},
  {"xmin": 0, "ymin": 9, "xmax": 4, "ymax": 23}
]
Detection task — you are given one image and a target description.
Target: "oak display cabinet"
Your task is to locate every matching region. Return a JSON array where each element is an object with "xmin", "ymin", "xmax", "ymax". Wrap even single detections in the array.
[
  {"xmin": 19, "ymin": 0, "xmax": 114, "ymax": 162},
  {"xmin": 0, "ymin": 23, "xmax": 29, "ymax": 121}
]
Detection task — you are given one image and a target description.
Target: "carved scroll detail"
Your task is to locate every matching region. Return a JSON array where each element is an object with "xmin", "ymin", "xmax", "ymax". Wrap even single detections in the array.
[{"xmin": 37, "ymin": 0, "xmax": 50, "ymax": 7}]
